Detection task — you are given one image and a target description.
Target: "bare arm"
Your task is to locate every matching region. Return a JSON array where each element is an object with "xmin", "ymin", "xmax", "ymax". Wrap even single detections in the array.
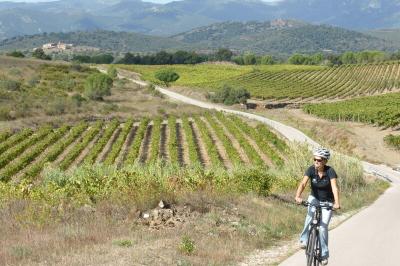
[
  {"xmin": 295, "ymin": 176, "xmax": 309, "ymax": 204},
  {"xmin": 330, "ymin": 178, "xmax": 340, "ymax": 209}
]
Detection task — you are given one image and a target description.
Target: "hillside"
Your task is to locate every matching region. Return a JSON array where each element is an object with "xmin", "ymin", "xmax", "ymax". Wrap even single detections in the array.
[
  {"xmin": 0, "ymin": 30, "xmax": 186, "ymax": 53},
  {"xmin": 172, "ymin": 21, "xmax": 399, "ymax": 54},
  {"xmin": 0, "ymin": 0, "xmax": 400, "ymax": 39},
  {"xmin": 366, "ymin": 28, "xmax": 400, "ymax": 44},
  {"xmin": 1, "ymin": 21, "xmax": 398, "ymax": 54}
]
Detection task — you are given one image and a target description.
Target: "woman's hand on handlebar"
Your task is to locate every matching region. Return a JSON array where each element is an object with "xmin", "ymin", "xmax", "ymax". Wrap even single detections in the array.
[{"xmin": 295, "ymin": 196, "xmax": 303, "ymax": 204}]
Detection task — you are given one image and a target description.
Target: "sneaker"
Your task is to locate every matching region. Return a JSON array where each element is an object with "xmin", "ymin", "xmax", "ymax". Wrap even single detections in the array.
[
  {"xmin": 321, "ymin": 258, "xmax": 328, "ymax": 265},
  {"xmin": 299, "ymin": 242, "xmax": 307, "ymax": 249}
]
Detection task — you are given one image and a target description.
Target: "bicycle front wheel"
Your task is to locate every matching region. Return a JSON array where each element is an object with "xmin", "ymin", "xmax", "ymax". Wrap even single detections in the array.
[{"xmin": 306, "ymin": 228, "xmax": 317, "ymax": 266}]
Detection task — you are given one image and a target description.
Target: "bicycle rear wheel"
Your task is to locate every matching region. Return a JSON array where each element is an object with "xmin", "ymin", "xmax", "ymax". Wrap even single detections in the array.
[{"xmin": 306, "ymin": 228, "xmax": 317, "ymax": 266}]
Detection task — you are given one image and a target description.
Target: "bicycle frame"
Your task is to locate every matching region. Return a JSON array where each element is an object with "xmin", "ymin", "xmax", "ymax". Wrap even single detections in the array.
[{"xmin": 302, "ymin": 201, "xmax": 333, "ymax": 266}]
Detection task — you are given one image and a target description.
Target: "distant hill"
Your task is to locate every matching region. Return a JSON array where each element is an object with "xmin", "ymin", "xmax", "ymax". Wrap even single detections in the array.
[
  {"xmin": 172, "ymin": 21, "xmax": 399, "ymax": 54},
  {"xmin": 366, "ymin": 29, "xmax": 400, "ymax": 44},
  {"xmin": 1, "ymin": 21, "xmax": 398, "ymax": 54},
  {"xmin": 0, "ymin": 0, "xmax": 400, "ymax": 40},
  {"xmin": 0, "ymin": 30, "xmax": 187, "ymax": 53}
]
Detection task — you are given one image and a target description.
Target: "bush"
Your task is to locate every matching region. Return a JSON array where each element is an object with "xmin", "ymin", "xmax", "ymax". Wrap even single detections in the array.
[
  {"xmin": 32, "ymin": 48, "xmax": 51, "ymax": 60},
  {"xmin": 84, "ymin": 73, "xmax": 113, "ymax": 100},
  {"xmin": 71, "ymin": 93, "xmax": 86, "ymax": 107},
  {"xmin": 6, "ymin": 51, "xmax": 25, "ymax": 58},
  {"xmin": 154, "ymin": 69, "xmax": 179, "ymax": 86},
  {"xmin": 107, "ymin": 65, "xmax": 118, "ymax": 79},
  {"xmin": 179, "ymin": 235, "xmax": 195, "ymax": 255},
  {"xmin": 0, "ymin": 80, "xmax": 21, "ymax": 91},
  {"xmin": 209, "ymin": 84, "xmax": 250, "ymax": 105},
  {"xmin": 112, "ymin": 239, "xmax": 133, "ymax": 247}
]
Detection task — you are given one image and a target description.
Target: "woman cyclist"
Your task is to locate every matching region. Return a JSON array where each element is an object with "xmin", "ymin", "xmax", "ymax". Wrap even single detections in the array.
[{"xmin": 295, "ymin": 147, "xmax": 340, "ymax": 266}]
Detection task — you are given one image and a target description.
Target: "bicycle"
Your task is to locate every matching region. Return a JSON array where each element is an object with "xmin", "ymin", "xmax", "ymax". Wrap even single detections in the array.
[{"xmin": 301, "ymin": 201, "xmax": 333, "ymax": 266}]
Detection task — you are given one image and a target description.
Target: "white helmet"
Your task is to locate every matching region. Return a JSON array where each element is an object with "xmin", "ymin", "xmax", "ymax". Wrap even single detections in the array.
[{"xmin": 313, "ymin": 147, "xmax": 331, "ymax": 160}]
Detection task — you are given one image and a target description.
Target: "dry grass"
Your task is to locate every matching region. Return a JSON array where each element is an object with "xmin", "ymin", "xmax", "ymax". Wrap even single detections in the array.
[{"xmin": 0, "ymin": 176, "xmax": 387, "ymax": 266}]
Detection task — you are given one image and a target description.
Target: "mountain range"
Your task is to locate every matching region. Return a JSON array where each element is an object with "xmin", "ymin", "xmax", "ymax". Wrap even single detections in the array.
[
  {"xmin": 0, "ymin": 0, "xmax": 400, "ymax": 40},
  {"xmin": 1, "ymin": 20, "xmax": 398, "ymax": 55}
]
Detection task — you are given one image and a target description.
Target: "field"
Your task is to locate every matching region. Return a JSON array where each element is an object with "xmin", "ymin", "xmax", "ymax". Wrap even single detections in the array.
[
  {"xmin": 0, "ymin": 56, "xmax": 205, "ymax": 129},
  {"xmin": 122, "ymin": 61, "xmax": 400, "ymax": 102},
  {"xmin": 303, "ymin": 93, "xmax": 400, "ymax": 128},
  {"xmin": 0, "ymin": 112, "xmax": 287, "ymax": 183}
]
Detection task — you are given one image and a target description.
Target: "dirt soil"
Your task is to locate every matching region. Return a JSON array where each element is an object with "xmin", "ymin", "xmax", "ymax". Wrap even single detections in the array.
[{"xmin": 252, "ymin": 108, "xmax": 400, "ymax": 167}]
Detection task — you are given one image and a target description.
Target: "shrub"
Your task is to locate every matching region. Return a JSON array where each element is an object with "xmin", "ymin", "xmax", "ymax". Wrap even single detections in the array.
[
  {"xmin": 71, "ymin": 93, "xmax": 86, "ymax": 107},
  {"xmin": 384, "ymin": 134, "xmax": 400, "ymax": 150},
  {"xmin": 84, "ymin": 73, "xmax": 113, "ymax": 100},
  {"xmin": 209, "ymin": 84, "xmax": 250, "ymax": 105},
  {"xmin": 154, "ymin": 69, "xmax": 179, "ymax": 87},
  {"xmin": 179, "ymin": 235, "xmax": 195, "ymax": 255},
  {"xmin": 107, "ymin": 65, "xmax": 118, "ymax": 79},
  {"xmin": 0, "ymin": 80, "xmax": 21, "ymax": 91},
  {"xmin": 6, "ymin": 50, "xmax": 25, "ymax": 58},
  {"xmin": 112, "ymin": 239, "xmax": 133, "ymax": 247},
  {"xmin": 32, "ymin": 48, "xmax": 51, "ymax": 60}
]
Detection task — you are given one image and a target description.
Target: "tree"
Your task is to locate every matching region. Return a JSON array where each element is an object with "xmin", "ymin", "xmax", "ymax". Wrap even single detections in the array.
[
  {"xmin": 260, "ymin": 55, "xmax": 275, "ymax": 65},
  {"xmin": 210, "ymin": 84, "xmax": 250, "ymax": 105},
  {"xmin": 154, "ymin": 51, "xmax": 173, "ymax": 64},
  {"xmin": 215, "ymin": 48, "xmax": 233, "ymax": 61},
  {"xmin": 91, "ymin": 54, "xmax": 114, "ymax": 64},
  {"xmin": 32, "ymin": 48, "xmax": 51, "ymax": 60},
  {"xmin": 6, "ymin": 51, "xmax": 25, "ymax": 58},
  {"xmin": 73, "ymin": 55, "xmax": 91, "ymax": 63},
  {"xmin": 84, "ymin": 73, "xmax": 113, "ymax": 100},
  {"xmin": 243, "ymin": 52, "xmax": 257, "ymax": 65},
  {"xmin": 154, "ymin": 69, "xmax": 180, "ymax": 87},
  {"xmin": 341, "ymin": 52, "xmax": 357, "ymax": 64}
]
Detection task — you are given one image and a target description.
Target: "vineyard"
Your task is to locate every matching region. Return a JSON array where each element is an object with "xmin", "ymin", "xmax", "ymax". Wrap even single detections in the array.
[
  {"xmin": 0, "ymin": 113, "xmax": 287, "ymax": 182},
  {"xmin": 303, "ymin": 92, "xmax": 400, "ymax": 127},
  {"xmin": 122, "ymin": 61, "xmax": 400, "ymax": 102}
]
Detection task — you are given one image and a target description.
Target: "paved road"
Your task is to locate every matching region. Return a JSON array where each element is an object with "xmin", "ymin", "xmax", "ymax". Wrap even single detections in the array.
[{"xmin": 120, "ymin": 71, "xmax": 400, "ymax": 265}]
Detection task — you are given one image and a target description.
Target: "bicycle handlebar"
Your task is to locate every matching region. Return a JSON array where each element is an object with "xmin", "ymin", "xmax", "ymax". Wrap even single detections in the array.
[{"xmin": 301, "ymin": 201, "xmax": 334, "ymax": 210}]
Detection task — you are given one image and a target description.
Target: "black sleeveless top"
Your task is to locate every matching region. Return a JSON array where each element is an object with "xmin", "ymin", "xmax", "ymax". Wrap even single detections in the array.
[{"xmin": 304, "ymin": 165, "xmax": 337, "ymax": 202}]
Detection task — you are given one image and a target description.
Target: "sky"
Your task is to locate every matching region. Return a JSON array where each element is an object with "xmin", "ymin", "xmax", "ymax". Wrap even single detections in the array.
[{"xmin": 0, "ymin": 0, "xmax": 281, "ymax": 3}]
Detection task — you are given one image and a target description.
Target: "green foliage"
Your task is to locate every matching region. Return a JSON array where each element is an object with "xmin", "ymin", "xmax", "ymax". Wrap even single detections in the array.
[
  {"xmin": 209, "ymin": 84, "xmax": 250, "ymax": 105},
  {"xmin": 32, "ymin": 48, "xmax": 51, "ymax": 60},
  {"xmin": 287, "ymin": 53, "xmax": 323, "ymax": 65},
  {"xmin": 154, "ymin": 69, "xmax": 180, "ymax": 86},
  {"xmin": 84, "ymin": 73, "xmax": 113, "ymax": 100},
  {"xmin": 179, "ymin": 235, "xmax": 195, "ymax": 255},
  {"xmin": 83, "ymin": 120, "xmax": 119, "ymax": 165},
  {"xmin": 168, "ymin": 116, "xmax": 179, "ymax": 164},
  {"xmin": 303, "ymin": 93, "xmax": 400, "ymax": 127},
  {"xmin": 104, "ymin": 119, "xmax": 134, "ymax": 165},
  {"xmin": 148, "ymin": 118, "xmax": 162, "ymax": 164},
  {"xmin": 215, "ymin": 48, "xmax": 233, "ymax": 61},
  {"xmin": 112, "ymin": 239, "xmax": 133, "ymax": 247},
  {"xmin": 0, "ymin": 79, "xmax": 21, "ymax": 91},
  {"xmin": 204, "ymin": 113, "xmax": 242, "ymax": 166},
  {"xmin": 384, "ymin": 134, "xmax": 400, "ymax": 150},
  {"xmin": 260, "ymin": 55, "xmax": 275, "ymax": 65},
  {"xmin": 59, "ymin": 121, "xmax": 103, "ymax": 170},
  {"xmin": 0, "ymin": 126, "xmax": 68, "ymax": 181},
  {"xmin": 6, "ymin": 50, "xmax": 25, "ymax": 58},
  {"xmin": 91, "ymin": 54, "xmax": 114, "ymax": 64},
  {"xmin": 107, "ymin": 65, "xmax": 118, "ymax": 79},
  {"xmin": 181, "ymin": 116, "xmax": 201, "ymax": 166},
  {"xmin": 124, "ymin": 118, "xmax": 149, "ymax": 164}
]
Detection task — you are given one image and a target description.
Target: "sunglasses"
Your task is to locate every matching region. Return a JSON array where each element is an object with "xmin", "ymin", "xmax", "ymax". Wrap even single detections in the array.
[{"xmin": 314, "ymin": 158, "xmax": 323, "ymax": 162}]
